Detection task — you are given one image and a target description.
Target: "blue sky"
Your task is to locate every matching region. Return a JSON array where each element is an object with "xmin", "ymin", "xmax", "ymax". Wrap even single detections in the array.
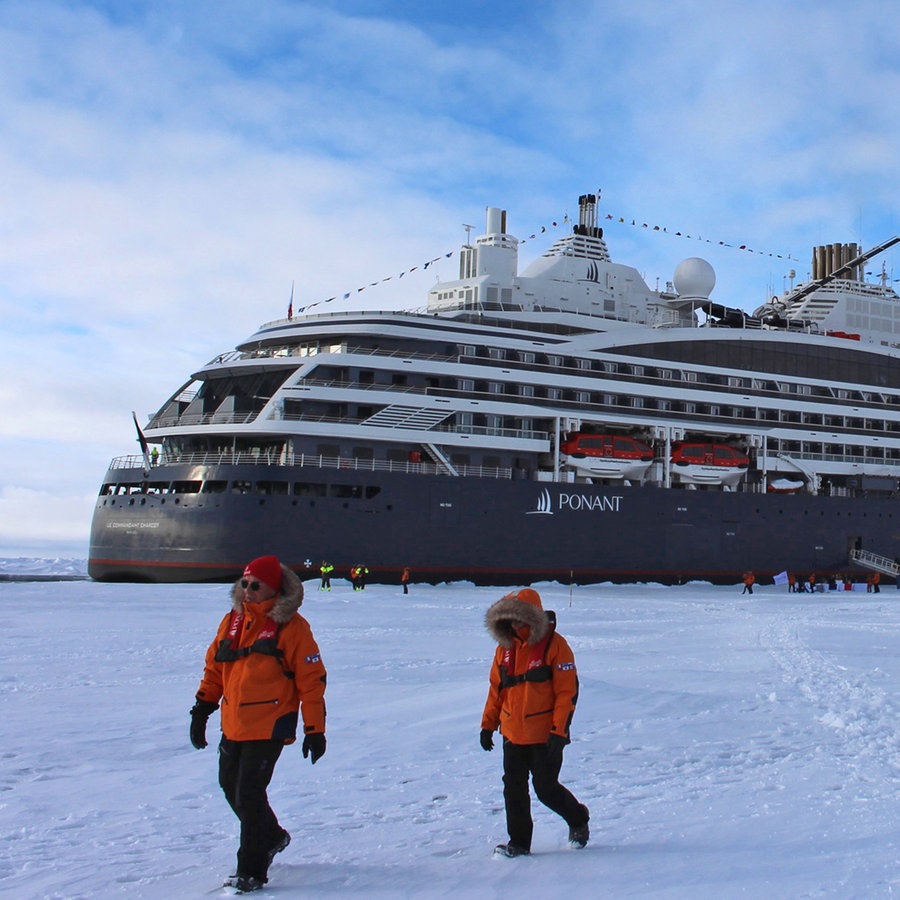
[{"xmin": 4, "ymin": 0, "xmax": 900, "ymax": 558}]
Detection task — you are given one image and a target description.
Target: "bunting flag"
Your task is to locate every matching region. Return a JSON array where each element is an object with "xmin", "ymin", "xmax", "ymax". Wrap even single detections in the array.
[
  {"xmin": 289, "ymin": 204, "xmax": 797, "ymax": 315},
  {"xmin": 602, "ymin": 212, "xmax": 796, "ymax": 260},
  {"xmin": 773, "ymin": 570, "xmax": 789, "ymax": 586}
]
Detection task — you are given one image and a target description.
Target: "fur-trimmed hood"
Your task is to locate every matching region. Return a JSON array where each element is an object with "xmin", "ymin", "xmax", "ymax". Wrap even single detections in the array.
[
  {"xmin": 485, "ymin": 587, "xmax": 549, "ymax": 647},
  {"xmin": 230, "ymin": 563, "xmax": 304, "ymax": 623}
]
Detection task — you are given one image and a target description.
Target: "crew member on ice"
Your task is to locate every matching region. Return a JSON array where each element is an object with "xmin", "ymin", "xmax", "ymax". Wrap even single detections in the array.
[
  {"xmin": 479, "ymin": 588, "xmax": 589, "ymax": 857},
  {"xmin": 189, "ymin": 555, "xmax": 327, "ymax": 893},
  {"xmin": 319, "ymin": 560, "xmax": 333, "ymax": 591}
]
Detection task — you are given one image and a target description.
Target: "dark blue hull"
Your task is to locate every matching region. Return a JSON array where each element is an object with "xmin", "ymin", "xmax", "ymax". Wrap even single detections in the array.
[{"xmin": 87, "ymin": 462, "xmax": 899, "ymax": 585}]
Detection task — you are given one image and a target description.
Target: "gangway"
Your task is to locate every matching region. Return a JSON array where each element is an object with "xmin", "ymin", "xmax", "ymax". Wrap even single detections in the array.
[{"xmin": 849, "ymin": 548, "xmax": 900, "ymax": 577}]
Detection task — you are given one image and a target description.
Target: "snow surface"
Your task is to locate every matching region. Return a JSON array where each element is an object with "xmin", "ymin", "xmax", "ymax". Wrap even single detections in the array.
[{"xmin": 4, "ymin": 573, "xmax": 900, "ymax": 898}]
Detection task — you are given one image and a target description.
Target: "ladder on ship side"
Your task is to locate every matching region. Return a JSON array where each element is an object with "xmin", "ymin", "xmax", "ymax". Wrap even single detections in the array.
[
  {"xmin": 850, "ymin": 548, "xmax": 900, "ymax": 577},
  {"xmin": 422, "ymin": 443, "xmax": 459, "ymax": 476}
]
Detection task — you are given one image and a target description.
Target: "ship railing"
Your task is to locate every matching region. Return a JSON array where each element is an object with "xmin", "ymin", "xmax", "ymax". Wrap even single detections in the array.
[
  {"xmin": 106, "ymin": 452, "xmax": 514, "ymax": 480},
  {"xmin": 148, "ymin": 411, "xmax": 261, "ymax": 429},
  {"xmin": 275, "ymin": 410, "xmax": 546, "ymax": 442}
]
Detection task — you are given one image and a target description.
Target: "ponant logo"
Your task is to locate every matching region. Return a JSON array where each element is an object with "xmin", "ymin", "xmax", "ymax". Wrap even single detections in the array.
[
  {"xmin": 526, "ymin": 489, "xmax": 554, "ymax": 515},
  {"xmin": 527, "ymin": 490, "xmax": 624, "ymax": 516}
]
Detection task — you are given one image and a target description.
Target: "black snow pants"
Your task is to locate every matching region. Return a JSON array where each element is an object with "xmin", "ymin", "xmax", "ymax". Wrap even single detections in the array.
[
  {"xmin": 218, "ymin": 736, "xmax": 285, "ymax": 880},
  {"xmin": 502, "ymin": 739, "xmax": 586, "ymax": 850}
]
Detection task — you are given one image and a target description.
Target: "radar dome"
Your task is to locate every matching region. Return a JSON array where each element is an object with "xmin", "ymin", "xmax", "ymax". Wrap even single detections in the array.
[{"xmin": 673, "ymin": 257, "xmax": 715, "ymax": 298}]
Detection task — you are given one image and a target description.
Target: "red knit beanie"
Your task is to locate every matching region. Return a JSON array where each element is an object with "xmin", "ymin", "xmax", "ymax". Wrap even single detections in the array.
[{"xmin": 243, "ymin": 555, "xmax": 283, "ymax": 593}]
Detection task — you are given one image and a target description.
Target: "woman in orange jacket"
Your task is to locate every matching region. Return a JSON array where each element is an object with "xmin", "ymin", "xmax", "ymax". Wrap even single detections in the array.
[
  {"xmin": 480, "ymin": 588, "xmax": 589, "ymax": 857},
  {"xmin": 190, "ymin": 555, "xmax": 327, "ymax": 893}
]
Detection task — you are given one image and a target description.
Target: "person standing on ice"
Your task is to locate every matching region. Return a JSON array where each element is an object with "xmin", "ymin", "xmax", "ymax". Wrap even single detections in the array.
[
  {"xmin": 479, "ymin": 587, "xmax": 589, "ymax": 857},
  {"xmin": 189, "ymin": 555, "xmax": 327, "ymax": 894}
]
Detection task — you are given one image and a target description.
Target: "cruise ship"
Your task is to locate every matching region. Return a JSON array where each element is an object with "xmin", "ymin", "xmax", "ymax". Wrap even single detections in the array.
[{"xmin": 89, "ymin": 194, "xmax": 900, "ymax": 585}]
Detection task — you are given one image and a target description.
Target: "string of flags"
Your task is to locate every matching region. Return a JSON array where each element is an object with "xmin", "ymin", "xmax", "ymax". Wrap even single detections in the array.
[
  {"xmin": 289, "ymin": 207, "xmax": 797, "ymax": 317},
  {"xmin": 601, "ymin": 212, "xmax": 797, "ymax": 262}
]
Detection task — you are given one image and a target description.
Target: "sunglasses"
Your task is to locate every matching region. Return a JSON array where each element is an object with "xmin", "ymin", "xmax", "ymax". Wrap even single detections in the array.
[{"xmin": 240, "ymin": 579, "xmax": 263, "ymax": 591}]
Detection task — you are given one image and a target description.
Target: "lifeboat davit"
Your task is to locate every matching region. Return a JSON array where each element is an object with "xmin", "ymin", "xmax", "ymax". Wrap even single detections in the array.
[
  {"xmin": 560, "ymin": 433, "xmax": 655, "ymax": 481},
  {"xmin": 670, "ymin": 442, "xmax": 749, "ymax": 488}
]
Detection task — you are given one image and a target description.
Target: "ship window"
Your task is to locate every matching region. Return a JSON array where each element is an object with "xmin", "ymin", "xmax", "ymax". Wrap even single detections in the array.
[
  {"xmin": 172, "ymin": 480, "xmax": 202, "ymax": 493},
  {"xmin": 201, "ymin": 480, "xmax": 228, "ymax": 494},
  {"xmin": 101, "ymin": 483, "xmax": 116, "ymax": 496},
  {"xmin": 365, "ymin": 486, "xmax": 381, "ymax": 499},
  {"xmin": 330, "ymin": 484, "xmax": 363, "ymax": 499},
  {"xmin": 256, "ymin": 481, "xmax": 288, "ymax": 495},
  {"xmin": 147, "ymin": 481, "xmax": 173, "ymax": 494},
  {"xmin": 231, "ymin": 480, "xmax": 252, "ymax": 494},
  {"xmin": 293, "ymin": 482, "xmax": 327, "ymax": 497},
  {"xmin": 317, "ymin": 444, "xmax": 340, "ymax": 457}
]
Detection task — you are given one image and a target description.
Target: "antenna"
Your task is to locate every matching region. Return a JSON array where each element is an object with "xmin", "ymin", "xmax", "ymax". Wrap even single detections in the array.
[{"xmin": 463, "ymin": 224, "xmax": 474, "ymax": 246}]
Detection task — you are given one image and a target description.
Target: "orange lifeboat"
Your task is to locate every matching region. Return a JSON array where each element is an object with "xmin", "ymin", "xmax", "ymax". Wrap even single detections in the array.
[
  {"xmin": 670, "ymin": 442, "xmax": 749, "ymax": 488},
  {"xmin": 560, "ymin": 433, "xmax": 654, "ymax": 481}
]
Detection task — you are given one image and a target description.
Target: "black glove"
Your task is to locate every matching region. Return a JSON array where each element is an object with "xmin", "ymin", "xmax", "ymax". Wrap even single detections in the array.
[
  {"xmin": 479, "ymin": 729, "xmax": 495, "ymax": 751},
  {"xmin": 189, "ymin": 699, "xmax": 218, "ymax": 750},
  {"xmin": 545, "ymin": 732, "xmax": 567, "ymax": 761},
  {"xmin": 302, "ymin": 732, "xmax": 326, "ymax": 764}
]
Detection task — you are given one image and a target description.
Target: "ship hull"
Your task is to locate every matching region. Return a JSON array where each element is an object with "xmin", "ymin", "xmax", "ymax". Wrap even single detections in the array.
[{"xmin": 88, "ymin": 462, "xmax": 897, "ymax": 585}]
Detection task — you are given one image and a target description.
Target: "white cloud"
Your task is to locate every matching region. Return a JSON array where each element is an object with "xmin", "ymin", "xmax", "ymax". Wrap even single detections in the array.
[{"xmin": 3, "ymin": 0, "xmax": 900, "ymax": 557}]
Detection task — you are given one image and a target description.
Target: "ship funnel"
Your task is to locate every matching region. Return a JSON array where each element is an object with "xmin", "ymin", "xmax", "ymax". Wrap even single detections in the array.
[
  {"xmin": 574, "ymin": 193, "xmax": 604, "ymax": 239},
  {"xmin": 485, "ymin": 207, "xmax": 507, "ymax": 235},
  {"xmin": 812, "ymin": 242, "xmax": 861, "ymax": 281}
]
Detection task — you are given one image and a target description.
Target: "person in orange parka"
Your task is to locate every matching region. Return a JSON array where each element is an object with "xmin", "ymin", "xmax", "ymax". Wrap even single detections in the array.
[
  {"xmin": 741, "ymin": 571, "xmax": 755, "ymax": 595},
  {"xmin": 189, "ymin": 555, "xmax": 327, "ymax": 893},
  {"xmin": 479, "ymin": 588, "xmax": 589, "ymax": 857}
]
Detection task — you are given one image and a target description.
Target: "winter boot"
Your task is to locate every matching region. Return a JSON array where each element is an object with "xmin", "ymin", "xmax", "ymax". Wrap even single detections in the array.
[
  {"xmin": 234, "ymin": 875, "xmax": 266, "ymax": 893},
  {"xmin": 568, "ymin": 804, "xmax": 590, "ymax": 849},
  {"xmin": 267, "ymin": 828, "xmax": 291, "ymax": 868},
  {"xmin": 493, "ymin": 842, "xmax": 530, "ymax": 858}
]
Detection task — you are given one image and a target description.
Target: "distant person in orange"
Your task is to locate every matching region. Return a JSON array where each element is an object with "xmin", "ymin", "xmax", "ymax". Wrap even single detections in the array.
[
  {"xmin": 189, "ymin": 555, "xmax": 327, "ymax": 893},
  {"xmin": 741, "ymin": 571, "xmax": 755, "ymax": 595},
  {"xmin": 788, "ymin": 573, "xmax": 796, "ymax": 593},
  {"xmin": 401, "ymin": 566, "xmax": 411, "ymax": 595},
  {"xmin": 480, "ymin": 588, "xmax": 589, "ymax": 857}
]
